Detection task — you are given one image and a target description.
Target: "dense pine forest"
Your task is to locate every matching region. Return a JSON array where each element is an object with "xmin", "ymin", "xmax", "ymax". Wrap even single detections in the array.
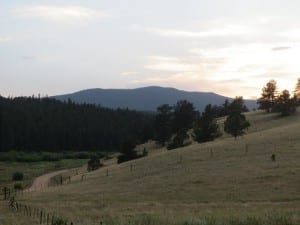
[{"xmin": 0, "ymin": 96, "xmax": 154, "ymax": 152}]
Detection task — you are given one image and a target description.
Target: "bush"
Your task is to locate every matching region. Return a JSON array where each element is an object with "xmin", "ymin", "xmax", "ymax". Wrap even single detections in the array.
[
  {"xmin": 167, "ymin": 131, "xmax": 189, "ymax": 150},
  {"xmin": 14, "ymin": 183, "xmax": 23, "ymax": 190},
  {"xmin": 52, "ymin": 217, "xmax": 68, "ymax": 225},
  {"xmin": 87, "ymin": 156, "xmax": 103, "ymax": 172},
  {"xmin": 142, "ymin": 147, "xmax": 148, "ymax": 157},
  {"xmin": 12, "ymin": 172, "xmax": 24, "ymax": 181},
  {"xmin": 117, "ymin": 138, "xmax": 139, "ymax": 164}
]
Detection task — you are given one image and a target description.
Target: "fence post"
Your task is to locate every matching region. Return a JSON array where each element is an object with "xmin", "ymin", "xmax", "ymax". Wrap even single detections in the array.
[
  {"xmin": 3, "ymin": 187, "xmax": 7, "ymax": 200},
  {"xmin": 47, "ymin": 213, "xmax": 49, "ymax": 225},
  {"xmin": 16, "ymin": 202, "xmax": 19, "ymax": 212},
  {"xmin": 40, "ymin": 210, "xmax": 43, "ymax": 224}
]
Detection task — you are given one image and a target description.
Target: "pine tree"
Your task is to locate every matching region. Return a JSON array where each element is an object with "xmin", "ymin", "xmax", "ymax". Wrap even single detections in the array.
[
  {"xmin": 294, "ymin": 78, "xmax": 300, "ymax": 103},
  {"xmin": 257, "ymin": 80, "xmax": 278, "ymax": 112},
  {"xmin": 193, "ymin": 104, "xmax": 221, "ymax": 143},
  {"xmin": 274, "ymin": 90, "xmax": 297, "ymax": 116},
  {"xmin": 154, "ymin": 104, "xmax": 173, "ymax": 146},
  {"xmin": 224, "ymin": 97, "xmax": 250, "ymax": 139}
]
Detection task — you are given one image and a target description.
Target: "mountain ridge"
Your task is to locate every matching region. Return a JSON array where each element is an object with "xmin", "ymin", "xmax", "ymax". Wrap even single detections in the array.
[{"xmin": 53, "ymin": 86, "xmax": 257, "ymax": 111}]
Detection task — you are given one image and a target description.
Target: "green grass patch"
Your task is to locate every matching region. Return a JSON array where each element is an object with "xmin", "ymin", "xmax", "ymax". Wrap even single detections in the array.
[
  {"xmin": 0, "ymin": 159, "xmax": 87, "ymax": 189},
  {"xmin": 0, "ymin": 151, "xmax": 105, "ymax": 162}
]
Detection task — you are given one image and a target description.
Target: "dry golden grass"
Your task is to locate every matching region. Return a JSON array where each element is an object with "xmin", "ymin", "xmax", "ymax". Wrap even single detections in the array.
[{"xmin": 3, "ymin": 109, "xmax": 300, "ymax": 224}]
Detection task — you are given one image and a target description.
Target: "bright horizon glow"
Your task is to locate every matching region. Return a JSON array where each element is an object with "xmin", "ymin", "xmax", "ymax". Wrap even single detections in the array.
[{"xmin": 1, "ymin": 1, "xmax": 300, "ymax": 99}]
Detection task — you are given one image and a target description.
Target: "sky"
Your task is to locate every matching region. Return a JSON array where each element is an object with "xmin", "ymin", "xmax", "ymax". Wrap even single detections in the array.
[{"xmin": 1, "ymin": 0, "xmax": 300, "ymax": 99}]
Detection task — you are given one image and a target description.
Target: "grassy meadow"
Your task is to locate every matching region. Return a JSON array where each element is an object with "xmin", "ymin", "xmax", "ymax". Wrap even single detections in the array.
[{"xmin": 1, "ymin": 109, "xmax": 300, "ymax": 224}]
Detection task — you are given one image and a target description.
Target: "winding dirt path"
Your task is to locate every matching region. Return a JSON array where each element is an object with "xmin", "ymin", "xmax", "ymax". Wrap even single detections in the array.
[{"xmin": 24, "ymin": 169, "xmax": 70, "ymax": 192}]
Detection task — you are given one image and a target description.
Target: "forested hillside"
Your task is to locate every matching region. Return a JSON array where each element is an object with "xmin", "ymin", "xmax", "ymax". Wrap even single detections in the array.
[{"xmin": 0, "ymin": 96, "xmax": 154, "ymax": 152}]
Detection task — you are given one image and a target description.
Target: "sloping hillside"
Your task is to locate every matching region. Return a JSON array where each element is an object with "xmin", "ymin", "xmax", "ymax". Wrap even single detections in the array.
[{"xmin": 11, "ymin": 110, "xmax": 300, "ymax": 224}]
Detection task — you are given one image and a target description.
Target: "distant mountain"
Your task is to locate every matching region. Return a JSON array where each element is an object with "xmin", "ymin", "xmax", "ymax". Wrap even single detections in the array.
[{"xmin": 53, "ymin": 86, "xmax": 257, "ymax": 112}]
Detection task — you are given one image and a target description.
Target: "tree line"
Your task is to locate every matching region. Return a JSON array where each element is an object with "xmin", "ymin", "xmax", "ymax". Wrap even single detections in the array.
[
  {"xmin": 1, "ymin": 78, "xmax": 298, "ymax": 155},
  {"xmin": 154, "ymin": 97, "xmax": 250, "ymax": 150},
  {"xmin": 257, "ymin": 78, "xmax": 300, "ymax": 115},
  {"xmin": 0, "ymin": 97, "xmax": 154, "ymax": 152}
]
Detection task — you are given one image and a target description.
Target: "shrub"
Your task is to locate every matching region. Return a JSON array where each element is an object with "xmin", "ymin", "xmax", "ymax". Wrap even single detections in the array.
[
  {"xmin": 117, "ymin": 138, "xmax": 139, "ymax": 164},
  {"xmin": 14, "ymin": 183, "xmax": 23, "ymax": 190},
  {"xmin": 52, "ymin": 217, "xmax": 68, "ymax": 225},
  {"xmin": 167, "ymin": 131, "xmax": 189, "ymax": 150},
  {"xmin": 87, "ymin": 156, "xmax": 103, "ymax": 172},
  {"xmin": 142, "ymin": 147, "xmax": 148, "ymax": 157},
  {"xmin": 271, "ymin": 154, "xmax": 276, "ymax": 162},
  {"xmin": 12, "ymin": 172, "xmax": 24, "ymax": 181}
]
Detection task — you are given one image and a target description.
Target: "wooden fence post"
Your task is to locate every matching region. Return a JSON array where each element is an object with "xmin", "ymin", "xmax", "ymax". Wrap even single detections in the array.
[
  {"xmin": 40, "ymin": 210, "xmax": 43, "ymax": 224},
  {"xmin": 3, "ymin": 187, "xmax": 7, "ymax": 200}
]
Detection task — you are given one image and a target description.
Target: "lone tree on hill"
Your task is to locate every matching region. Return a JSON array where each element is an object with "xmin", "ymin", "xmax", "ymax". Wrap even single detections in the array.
[
  {"xmin": 224, "ymin": 97, "xmax": 250, "ymax": 139},
  {"xmin": 154, "ymin": 104, "xmax": 173, "ymax": 146},
  {"xmin": 257, "ymin": 79, "xmax": 278, "ymax": 112},
  {"xmin": 193, "ymin": 104, "xmax": 221, "ymax": 143},
  {"xmin": 274, "ymin": 89, "xmax": 297, "ymax": 116}
]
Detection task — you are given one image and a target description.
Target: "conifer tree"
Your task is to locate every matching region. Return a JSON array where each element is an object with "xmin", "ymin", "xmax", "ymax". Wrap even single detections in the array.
[
  {"xmin": 224, "ymin": 97, "xmax": 250, "ymax": 139},
  {"xmin": 257, "ymin": 80, "xmax": 278, "ymax": 112}
]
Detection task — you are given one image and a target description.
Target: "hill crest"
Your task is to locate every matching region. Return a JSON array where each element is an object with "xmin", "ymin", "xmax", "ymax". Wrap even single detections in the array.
[{"xmin": 53, "ymin": 86, "xmax": 257, "ymax": 111}]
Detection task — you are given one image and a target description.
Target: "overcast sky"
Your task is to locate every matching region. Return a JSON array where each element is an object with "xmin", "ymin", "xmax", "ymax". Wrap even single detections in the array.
[{"xmin": 1, "ymin": 0, "xmax": 300, "ymax": 99}]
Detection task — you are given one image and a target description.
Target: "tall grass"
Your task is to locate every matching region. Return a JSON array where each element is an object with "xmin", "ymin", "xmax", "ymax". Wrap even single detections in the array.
[{"xmin": 101, "ymin": 212, "xmax": 294, "ymax": 225}]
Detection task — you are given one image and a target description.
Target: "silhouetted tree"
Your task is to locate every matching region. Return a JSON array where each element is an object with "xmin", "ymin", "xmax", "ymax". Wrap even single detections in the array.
[
  {"xmin": 172, "ymin": 100, "xmax": 196, "ymax": 133},
  {"xmin": 166, "ymin": 100, "xmax": 196, "ymax": 149},
  {"xmin": 223, "ymin": 99, "xmax": 230, "ymax": 116},
  {"xmin": 273, "ymin": 90, "xmax": 297, "ymax": 116},
  {"xmin": 224, "ymin": 97, "xmax": 250, "ymax": 139},
  {"xmin": 154, "ymin": 104, "xmax": 173, "ymax": 146},
  {"xmin": 87, "ymin": 156, "xmax": 103, "ymax": 172},
  {"xmin": 257, "ymin": 80, "xmax": 278, "ymax": 112},
  {"xmin": 117, "ymin": 138, "xmax": 138, "ymax": 163},
  {"xmin": 294, "ymin": 78, "xmax": 300, "ymax": 104},
  {"xmin": 167, "ymin": 130, "xmax": 189, "ymax": 150},
  {"xmin": 193, "ymin": 104, "xmax": 221, "ymax": 143}
]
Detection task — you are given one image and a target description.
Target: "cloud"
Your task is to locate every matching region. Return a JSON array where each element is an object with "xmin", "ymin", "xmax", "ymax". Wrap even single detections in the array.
[
  {"xmin": 0, "ymin": 36, "xmax": 12, "ymax": 42},
  {"xmin": 131, "ymin": 24, "xmax": 250, "ymax": 38},
  {"xmin": 120, "ymin": 71, "xmax": 139, "ymax": 77},
  {"xmin": 21, "ymin": 56, "xmax": 36, "ymax": 61},
  {"xmin": 12, "ymin": 5, "xmax": 108, "ymax": 23},
  {"xmin": 145, "ymin": 56, "xmax": 198, "ymax": 72},
  {"xmin": 271, "ymin": 46, "xmax": 291, "ymax": 51}
]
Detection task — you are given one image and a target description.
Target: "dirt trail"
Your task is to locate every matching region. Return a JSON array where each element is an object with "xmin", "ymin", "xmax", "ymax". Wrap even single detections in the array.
[{"xmin": 24, "ymin": 169, "xmax": 70, "ymax": 192}]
